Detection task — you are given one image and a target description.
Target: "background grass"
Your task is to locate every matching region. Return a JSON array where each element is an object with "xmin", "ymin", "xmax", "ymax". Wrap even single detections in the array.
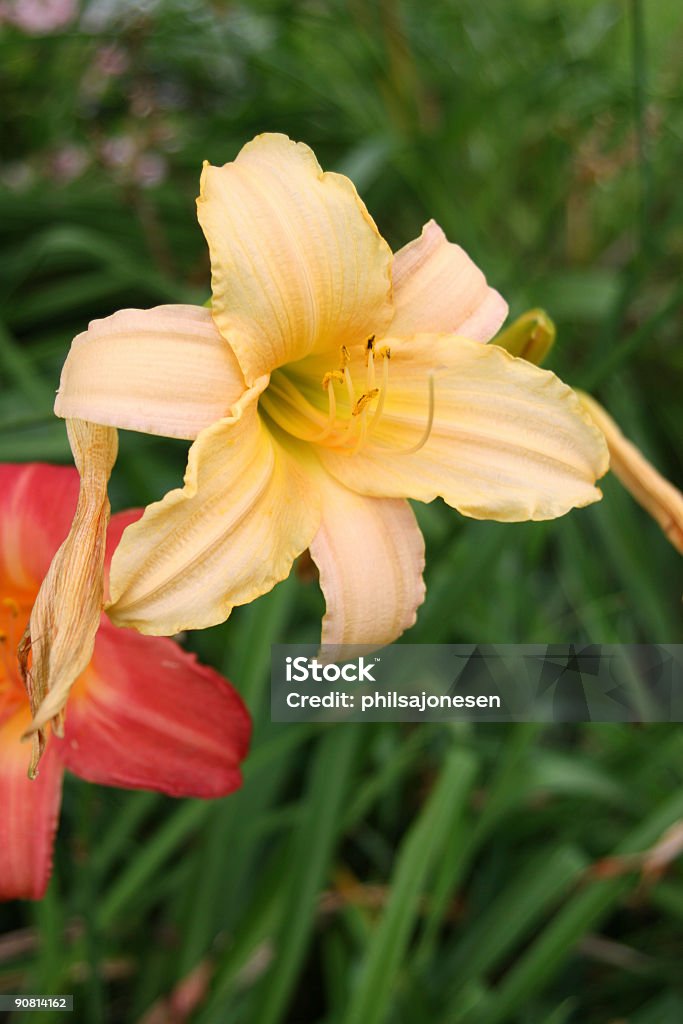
[{"xmin": 1, "ymin": 1, "xmax": 682, "ymax": 1022}]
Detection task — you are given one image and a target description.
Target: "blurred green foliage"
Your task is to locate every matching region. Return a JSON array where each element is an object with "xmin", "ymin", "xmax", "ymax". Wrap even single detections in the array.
[{"xmin": 0, "ymin": 1, "xmax": 682, "ymax": 1022}]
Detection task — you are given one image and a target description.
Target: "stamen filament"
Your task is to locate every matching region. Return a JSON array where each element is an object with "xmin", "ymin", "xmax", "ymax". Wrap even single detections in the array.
[
  {"xmin": 318, "ymin": 376, "xmax": 337, "ymax": 443},
  {"xmin": 336, "ymin": 366, "xmax": 361, "ymax": 448},
  {"xmin": 349, "ymin": 408, "xmax": 369, "ymax": 456},
  {"xmin": 367, "ymin": 349, "xmax": 376, "ymax": 390},
  {"xmin": 261, "ymin": 377, "xmax": 331, "ymax": 443},
  {"xmin": 370, "ymin": 350, "xmax": 390, "ymax": 429},
  {"xmin": 400, "ymin": 373, "xmax": 435, "ymax": 454},
  {"xmin": 367, "ymin": 373, "xmax": 435, "ymax": 456},
  {"xmin": 344, "ymin": 365, "xmax": 357, "ymax": 410}
]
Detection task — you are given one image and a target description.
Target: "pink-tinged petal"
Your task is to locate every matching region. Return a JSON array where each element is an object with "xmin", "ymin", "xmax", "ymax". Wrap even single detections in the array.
[
  {"xmin": 60, "ymin": 619, "xmax": 251, "ymax": 798},
  {"xmin": 0, "ymin": 463, "xmax": 79, "ymax": 593},
  {"xmin": 310, "ymin": 472, "xmax": 425, "ymax": 650},
  {"xmin": 0, "ymin": 709, "xmax": 63, "ymax": 901},
  {"xmin": 390, "ymin": 220, "xmax": 508, "ymax": 342},
  {"xmin": 55, "ymin": 305, "xmax": 245, "ymax": 441}
]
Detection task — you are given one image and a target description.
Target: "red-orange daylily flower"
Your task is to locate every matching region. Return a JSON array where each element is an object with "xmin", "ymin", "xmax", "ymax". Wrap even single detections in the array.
[{"xmin": 0, "ymin": 463, "xmax": 251, "ymax": 901}]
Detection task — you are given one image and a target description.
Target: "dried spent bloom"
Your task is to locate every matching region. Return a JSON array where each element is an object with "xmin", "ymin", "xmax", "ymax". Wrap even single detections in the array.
[
  {"xmin": 26, "ymin": 133, "xmax": 608, "ymax": 744},
  {"xmin": 0, "ymin": 463, "xmax": 251, "ymax": 899}
]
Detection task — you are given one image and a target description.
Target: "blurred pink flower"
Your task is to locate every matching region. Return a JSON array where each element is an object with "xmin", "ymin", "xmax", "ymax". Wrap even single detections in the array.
[
  {"xmin": 134, "ymin": 151, "xmax": 167, "ymax": 187},
  {"xmin": 1, "ymin": 0, "xmax": 77, "ymax": 34},
  {"xmin": 100, "ymin": 134, "xmax": 136, "ymax": 168},
  {"xmin": 99, "ymin": 136, "xmax": 167, "ymax": 187},
  {"xmin": 95, "ymin": 43, "xmax": 129, "ymax": 77},
  {"xmin": 0, "ymin": 161, "xmax": 35, "ymax": 191},
  {"xmin": 50, "ymin": 144, "xmax": 89, "ymax": 183}
]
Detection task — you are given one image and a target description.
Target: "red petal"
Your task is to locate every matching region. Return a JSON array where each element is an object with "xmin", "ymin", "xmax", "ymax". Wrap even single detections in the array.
[
  {"xmin": 0, "ymin": 709, "xmax": 63, "ymax": 901},
  {"xmin": 104, "ymin": 509, "xmax": 143, "ymax": 601},
  {"xmin": 60, "ymin": 620, "xmax": 251, "ymax": 798},
  {"xmin": 0, "ymin": 464, "xmax": 79, "ymax": 593},
  {"xmin": 0, "ymin": 462, "xmax": 144, "ymax": 598}
]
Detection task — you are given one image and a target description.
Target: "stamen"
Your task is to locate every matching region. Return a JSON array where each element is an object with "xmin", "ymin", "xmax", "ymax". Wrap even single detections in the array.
[
  {"xmin": 343, "ymin": 364, "xmax": 357, "ymax": 413},
  {"xmin": 319, "ymin": 374, "xmax": 338, "ymax": 442},
  {"xmin": 329, "ymin": 364, "xmax": 360, "ymax": 448},
  {"xmin": 368, "ymin": 373, "xmax": 436, "ymax": 456},
  {"xmin": 322, "ymin": 370, "xmax": 345, "ymax": 389},
  {"xmin": 400, "ymin": 373, "xmax": 435, "ymax": 454},
  {"xmin": 370, "ymin": 348, "xmax": 391, "ymax": 429},
  {"xmin": 367, "ymin": 351, "xmax": 375, "ymax": 390},
  {"xmin": 352, "ymin": 389, "xmax": 380, "ymax": 416},
  {"xmin": 261, "ymin": 375, "xmax": 331, "ymax": 443},
  {"xmin": 349, "ymin": 407, "xmax": 370, "ymax": 456},
  {"xmin": 260, "ymin": 341, "xmax": 433, "ymax": 460}
]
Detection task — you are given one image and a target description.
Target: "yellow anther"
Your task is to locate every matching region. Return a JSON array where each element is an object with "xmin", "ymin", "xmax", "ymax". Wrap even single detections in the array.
[
  {"xmin": 378, "ymin": 346, "xmax": 391, "ymax": 360},
  {"xmin": 322, "ymin": 370, "xmax": 345, "ymax": 389},
  {"xmin": 364, "ymin": 335, "xmax": 376, "ymax": 365},
  {"xmin": 352, "ymin": 389, "xmax": 380, "ymax": 416},
  {"xmin": 2, "ymin": 597, "xmax": 19, "ymax": 618},
  {"xmin": 340, "ymin": 345, "xmax": 351, "ymax": 368}
]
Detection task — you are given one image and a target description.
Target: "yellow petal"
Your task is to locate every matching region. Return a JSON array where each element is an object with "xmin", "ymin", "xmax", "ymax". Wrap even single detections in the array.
[
  {"xmin": 309, "ymin": 471, "xmax": 425, "ymax": 652},
  {"xmin": 578, "ymin": 391, "xmax": 683, "ymax": 554},
  {"xmin": 21, "ymin": 420, "xmax": 117, "ymax": 768},
  {"xmin": 197, "ymin": 133, "xmax": 393, "ymax": 384},
  {"xmin": 390, "ymin": 220, "xmax": 508, "ymax": 341},
  {"xmin": 55, "ymin": 305, "xmax": 244, "ymax": 441},
  {"xmin": 319, "ymin": 335, "xmax": 609, "ymax": 522},
  {"xmin": 107, "ymin": 384, "xmax": 321, "ymax": 634}
]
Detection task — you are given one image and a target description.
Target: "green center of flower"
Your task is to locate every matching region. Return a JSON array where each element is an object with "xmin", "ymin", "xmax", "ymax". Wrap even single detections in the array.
[{"xmin": 259, "ymin": 337, "xmax": 434, "ymax": 457}]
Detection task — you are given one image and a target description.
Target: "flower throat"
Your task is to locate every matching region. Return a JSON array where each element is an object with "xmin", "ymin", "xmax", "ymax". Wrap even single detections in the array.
[{"xmin": 260, "ymin": 336, "xmax": 435, "ymax": 457}]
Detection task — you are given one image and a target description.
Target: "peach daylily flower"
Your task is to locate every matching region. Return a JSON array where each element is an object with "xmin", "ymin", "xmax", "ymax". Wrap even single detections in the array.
[
  {"xmin": 0, "ymin": 463, "xmax": 250, "ymax": 898},
  {"xmin": 26, "ymin": 133, "xmax": 608, "ymax": 738}
]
